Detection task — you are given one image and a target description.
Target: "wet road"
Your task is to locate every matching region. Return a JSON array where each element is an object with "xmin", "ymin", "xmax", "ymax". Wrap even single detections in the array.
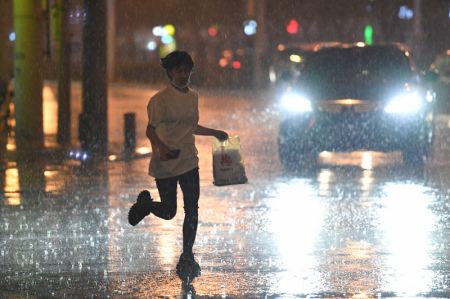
[{"xmin": 2, "ymin": 83, "xmax": 450, "ymax": 298}]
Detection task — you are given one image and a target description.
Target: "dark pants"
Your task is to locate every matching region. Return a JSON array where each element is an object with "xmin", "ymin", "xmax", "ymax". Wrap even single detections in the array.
[{"xmin": 151, "ymin": 167, "xmax": 200, "ymax": 255}]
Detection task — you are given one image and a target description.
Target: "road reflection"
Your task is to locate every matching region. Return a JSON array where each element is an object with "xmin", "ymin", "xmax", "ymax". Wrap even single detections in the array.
[
  {"xmin": 268, "ymin": 179, "xmax": 323, "ymax": 294},
  {"xmin": 3, "ymin": 164, "xmax": 19, "ymax": 205},
  {"xmin": 266, "ymin": 151, "xmax": 437, "ymax": 296},
  {"xmin": 0, "ymin": 160, "xmax": 46, "ymax": 206},
  {"xmin": 379, "ymin": 183, "xmax": 434, "ymax": 295}
]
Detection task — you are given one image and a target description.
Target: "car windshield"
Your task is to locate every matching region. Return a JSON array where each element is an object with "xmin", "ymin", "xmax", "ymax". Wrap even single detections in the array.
[
  {"xmin": 273, "ymin": 49, "xmax": 311, "ymax": 79},
  {"xmin": 301, "ymin": 46, "xmax": 414, "ymax": 83}
]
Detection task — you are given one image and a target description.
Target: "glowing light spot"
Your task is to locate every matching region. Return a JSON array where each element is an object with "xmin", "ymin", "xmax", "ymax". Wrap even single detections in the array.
[
  {"xmin": 43, "ymin": 86, "xmax": 57, "ymax": 136},
  {"xmin": 286, "ymin": 19, "xmax": 299, "ymax": 34},
  {"xmin": 136, "ymin": 147, "xmax": 151, "ymax": 155},
  {"xmin": 243, "ymin": 20, "xmax": 257, "ymax": 36},
  {"xmin": 146, "ymin": 41, "xmax": 157, "ymax": 51},
  {"xmin": 218, "ymin": 58, "xmax": 228, "ymax": 68},
  {"xmin": 161, "ymin": 35, "xmax": 174, "ymax": 45},
  {"xmin": 207, "ymin": 26, "xmax": 218, "ymax": 37},
  {"xmin": 289, "ymin": 54, "xmax": 302, "ymax": 63},
  {"xmin": 277, "ymin": 44, "xmax": 286, "ymax": 51},
  {"xmin": 232, "ymin": 61, "xmax": 241, "ymax": 69},
  {"xmin": 334, "ymin": 99, "xmax": 363, "ymax": 105},
  {"xmin": 163, "ymin": 24, "xmax": 175, "ymax": 36},
  {"xmin": 152, "ymin": 26, "xmax": 164, "ymax": 36},
  {"xmin": 398, "ymin": 5, "xmax": 414, "ymax": 20}
]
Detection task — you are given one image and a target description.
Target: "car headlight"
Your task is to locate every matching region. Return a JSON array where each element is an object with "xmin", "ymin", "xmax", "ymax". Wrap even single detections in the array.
[
  {"xmin": 280, "ymin": 92, "xmax": 312, "ymax": 113},
  {"xmin": 384, "ymin": 92, "xmax": 423, "ymax": 114}
]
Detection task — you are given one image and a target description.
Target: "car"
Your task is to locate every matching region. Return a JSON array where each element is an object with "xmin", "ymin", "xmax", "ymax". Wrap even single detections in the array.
[{"xmin": 277, "ymin": 43, "xmax": 435, "ymax": 170}]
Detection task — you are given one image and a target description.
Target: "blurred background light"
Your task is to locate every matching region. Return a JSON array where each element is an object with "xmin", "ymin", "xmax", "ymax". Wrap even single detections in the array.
[
  {"xmin": 207, "ymin": 25, "xmax": 218, "ymax": 37},
  {"xmin": 232, "ymin": 61, "xmax": 241, "ymax": 69},
  {"xmin": 398, "ymin": 5, "xmax": 414, "ymax": 20},
  {"xmin": 136, "ymin": 146, "xmax": 151, "ymax": 155},
  {"xmin": 356, "ymin": 42, "xmax": 366, "ymax": 47},
  {"xmin": 161, "ymin": 35, "xmax": 174, "ymax": 45},
  {"xmin": 152, "ymin": 25, "xmax": 164, "ymax": 36},
  {"xmin": 218, "ymin": 58, "xmax": 228, "ymax": 68},
  {"xmin": 286, "ymin": 19, "xmax": 299, "ymax": 34},
  {"xmin": 289, "ymin": 54, "xmax": 302, "ymax": 63},
  {"xmin": 146, "ymin": 41, "xmax": 157, "ymax": 51},
  {"xmin": 163, "ymin": 24, "xmax": 175, "ymax": 36},
  {"xmin": 9, "ymin": 32, "xmax": 15, "ymax": 42},
  {"xmin": 364, "ymin": 24, "xmax": 374, "ymax": 45},
  {"xmin": 243, "ymin": 19, "xmax": 257, "ymax": 36}
]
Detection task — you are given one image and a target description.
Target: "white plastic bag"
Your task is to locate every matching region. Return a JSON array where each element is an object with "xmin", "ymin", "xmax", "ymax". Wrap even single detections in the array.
[{"xmin": 212, "ymin": 135, "xmax": 248, "ymax": 186}]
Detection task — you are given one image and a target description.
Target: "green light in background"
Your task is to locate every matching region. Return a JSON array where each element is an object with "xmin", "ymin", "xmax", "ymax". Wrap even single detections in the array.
[{"xmin": 364, "ymin": 24, "xmax": 374, "ymax": 45}]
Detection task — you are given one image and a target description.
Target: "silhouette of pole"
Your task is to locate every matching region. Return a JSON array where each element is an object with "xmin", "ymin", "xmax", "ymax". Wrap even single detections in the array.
[
  {"xmin": 55, "ymin": 0, "xmax": 71, "ymax": 147},
  {"xmin": 413, "ymin": 0, "xmax": 423, "ymax": 67},
  {"xmin": 248, "ymin": 0, "xmax": 267, "ymax": 88},
  {"xmin": 124, "ymin": 112, "xmax": 135, "ymax": 156},
  {"xmin": 13, "ymin": 0, "xmax": 44, "ymax": 156},
  {"xmin": 0, "ymin": 0, "xmax": 12, "ymax": 83},
  {"xmin": 80, "ymin": 0, "xmax": 108, "ymax": 157},
  {"xmin": 107, "ymin": 0, "xmax": 116, "ymax": 82}
]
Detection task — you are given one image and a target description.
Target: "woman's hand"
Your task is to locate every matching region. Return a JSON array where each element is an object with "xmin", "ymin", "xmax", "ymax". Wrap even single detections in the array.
[
  {"xmin": 214, "ymin": 130, "xmax": 229, "ymax": 141},
  {"xmin": 158, "ymin": 144, "xmax": 172, "ymax": 161}
]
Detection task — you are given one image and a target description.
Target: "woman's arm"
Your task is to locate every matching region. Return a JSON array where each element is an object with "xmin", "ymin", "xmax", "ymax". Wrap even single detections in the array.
[
  {"xmin": 195, "ymin": 125, "xmax": 228, "ymax": 141},
  {"xmin": 146, "ymin": 124, "xmax": 171, "ymax": 160}
]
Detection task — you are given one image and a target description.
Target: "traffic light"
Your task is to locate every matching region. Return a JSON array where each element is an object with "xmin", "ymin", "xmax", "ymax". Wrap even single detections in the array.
[
  {"xmin": 286, "ymin": 19, "xmax": 299, "ymax": 35},
  {"xmin": 364, "ymin": 24, "xmax": 373, "ymax": 45},
  {"xmin": 208, "ymin": 25, "xmax": 218, "ymax": 37}
]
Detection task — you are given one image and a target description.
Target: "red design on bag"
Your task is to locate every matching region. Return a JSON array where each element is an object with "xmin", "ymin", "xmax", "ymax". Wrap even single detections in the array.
[{"xmin": 220, "ymin": 154, "xmax": 232, "ymax": 166}]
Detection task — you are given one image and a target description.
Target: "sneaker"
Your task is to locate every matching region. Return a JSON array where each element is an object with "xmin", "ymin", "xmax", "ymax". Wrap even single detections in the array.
[
  {"xmin": 176, "ymin": 252, "xmax": 201, "ymax": 279},
  {"xmin": 128, "ymin": 190, "xmax": 152, "ymax": 226}
]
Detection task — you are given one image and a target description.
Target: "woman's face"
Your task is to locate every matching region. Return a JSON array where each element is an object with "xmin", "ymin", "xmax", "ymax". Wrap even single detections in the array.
[{"xmin": 169, "ymin": 65, "xmax": 193, "ymax": 88}]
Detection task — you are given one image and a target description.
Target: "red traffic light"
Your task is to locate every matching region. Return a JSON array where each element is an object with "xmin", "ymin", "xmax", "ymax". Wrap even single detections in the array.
[
  {"xmin": 208, "ymin": 25, "xmax": 218, "ymax": 37},
  {"xmin": 232, "ymin": 61, "xmax": 241, "ymax": 69},
  {"xmin": 286, "ymin": 19, "xmax": 299, "ymax": 34}
]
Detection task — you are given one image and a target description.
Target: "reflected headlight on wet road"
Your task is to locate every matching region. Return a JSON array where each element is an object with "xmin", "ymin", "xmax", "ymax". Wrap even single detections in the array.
[
  {"xmin": 280, "ymin": 92, "xmax": 312, "ymax": 113},
  {"xmin": 384, "ymin": 91, "xmax": 423, "ymax": 114}
]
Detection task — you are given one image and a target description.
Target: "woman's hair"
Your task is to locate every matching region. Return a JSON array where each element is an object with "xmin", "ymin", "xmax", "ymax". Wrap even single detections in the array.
[{"xmin": 160, "ymin": 51, "xmax": 194, "ymax": 71}]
